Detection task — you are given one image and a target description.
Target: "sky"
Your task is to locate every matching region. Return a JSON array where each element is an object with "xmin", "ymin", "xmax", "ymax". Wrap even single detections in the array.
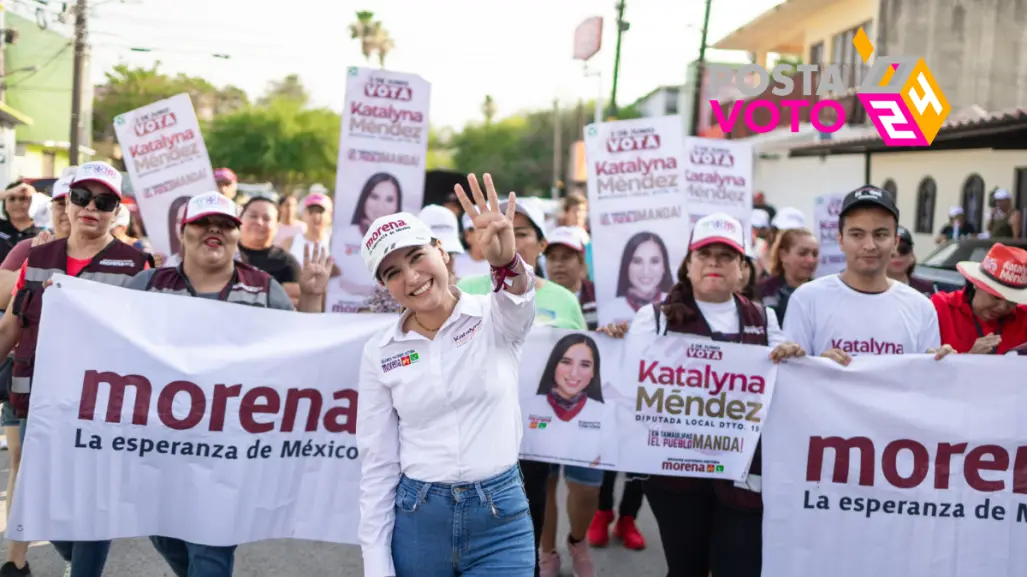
[{"xmin": 19, "ymin": 0, "xmax": 784, "ymax": 130}]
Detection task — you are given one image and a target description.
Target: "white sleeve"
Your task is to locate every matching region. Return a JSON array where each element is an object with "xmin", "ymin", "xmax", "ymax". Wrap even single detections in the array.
[
  {"xmin": 627, "ymin": 303, "xmax": 659, "ymax": 336},
  {"xmin": 356, "ymin": 342, "xmax": 401, "ymax": 577},
  {"xmin": 782, "ymin": 288, "xmax": 815, "ymax": 355},
  {"xmin": 490, "ymin": 261, "xmax": 537, "ymax": 344},
  {"xmin": 765, "ymin": 306, "xmax": 787, "ymax": 347},
  {"xmin": 919, "ymin": 299, "xmax": 942, "ymax": 353}
]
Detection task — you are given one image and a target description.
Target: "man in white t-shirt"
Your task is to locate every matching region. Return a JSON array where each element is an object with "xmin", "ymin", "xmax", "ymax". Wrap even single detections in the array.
[{"xmin": 783, "ymin": 185, "xmax": 955, "ymax": 364}]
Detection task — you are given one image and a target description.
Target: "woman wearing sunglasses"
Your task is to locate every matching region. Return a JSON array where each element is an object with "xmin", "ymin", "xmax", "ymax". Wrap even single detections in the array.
[{"xmin": 0, "ymin": 162, "xmax": 151, "ymax": 577}]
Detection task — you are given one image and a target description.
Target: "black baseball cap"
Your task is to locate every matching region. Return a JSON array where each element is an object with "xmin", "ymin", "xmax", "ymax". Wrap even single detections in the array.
[
  {"xmin": 840, "ymin": 185, "xmax": 899, "ymax": 220},
  {"xmin": 897, "ymin": 226, "xmax": 914, "ymax": 245}
]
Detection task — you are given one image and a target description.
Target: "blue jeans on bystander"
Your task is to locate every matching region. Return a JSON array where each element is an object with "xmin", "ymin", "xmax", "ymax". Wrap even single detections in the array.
[
  {"xmin": 50, "ymin": 540, "xmax": 111, "ymax": 577},
  {"xmin": 391, "ymin": 464, "xmax": 535, "ymax": 577},
  {"xmin": 150, "ymin": 537, "xmax": 237, "ymax": 577}
]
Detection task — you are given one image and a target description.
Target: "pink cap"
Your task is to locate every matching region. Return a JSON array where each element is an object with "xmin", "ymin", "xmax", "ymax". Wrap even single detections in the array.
[
  {"xmin": 545, "ymin": 226, "xmax": 586, "ymax": 253},
  {"xmin": 181, "ymin": 191, "xmax": 242, "ymax": 227},
  {"xmin": 72, "ymin": 162, "xmax": 123, "ymax": 197},
  {"xmin": 214, "ymin": 168, "xmax": 237, "ymax": 183},
  {"xmin": 690, "ymin": 213, "xmax": 745, "ymax": 254},
  {"xmin": 303, "ymin": 193, "xmax": 333, "ymax": 212}
]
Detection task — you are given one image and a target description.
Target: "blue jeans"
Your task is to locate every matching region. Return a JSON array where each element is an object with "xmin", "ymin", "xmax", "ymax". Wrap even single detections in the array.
[
  {"xmin": 51, "ymin": 540, "xmax": 112, "ymax": 577},
  {"xmin": 392, "ymin": 465, "xmax": 534, "ymax": 577},
  {"xmin": 548, "ymin": 464, "xmax": 605, "ymax": 487},
  {"xmin": 150, "ymin": 537, "xmax": 237, "ymax": 577}
]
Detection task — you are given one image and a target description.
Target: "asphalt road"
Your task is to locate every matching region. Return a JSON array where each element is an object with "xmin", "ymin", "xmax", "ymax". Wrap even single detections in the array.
[{"xmin": 0, "ymin": 443, "xmax": 668, "ymax": 576}]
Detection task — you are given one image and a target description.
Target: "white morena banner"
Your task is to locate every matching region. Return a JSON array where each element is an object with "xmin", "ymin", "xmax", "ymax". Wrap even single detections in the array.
[
  {"xmin": 519, "ymin": 328, "xmax": 776, "ymax": 481},
  {"xmin": 763, "ymin": 355, "xmax": 1027, "ymax": 577},
  {"xmin": 682, "ymin": 137, "xmax": 753, "ymax": 249},
  {"xmin": 9, "ymin": 275, "xmax": 395, "ymax": 545},
  {"xmin": 113, "ymin": 93, "xmax": 217, "ymax": 260},
  {"xmin": 813, "ymin": 192, "xmax": 845, "ymax": 277},
  {"xmin": 328, "ymin": 67, "xmax": 431, "ymax": 313},
  {"xmin": 583, "ymin": 116, "xmax": 690, "ymax": 327}
]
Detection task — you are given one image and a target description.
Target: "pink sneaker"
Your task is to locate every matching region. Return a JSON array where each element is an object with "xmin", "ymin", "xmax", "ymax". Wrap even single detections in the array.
[
  {"xmin": 568, "ymin": 538, "xmax": 596, "ymax": 577},
  {"xmin": 539, "ymin": 549, "xmax": 561, "ymax": 577}
]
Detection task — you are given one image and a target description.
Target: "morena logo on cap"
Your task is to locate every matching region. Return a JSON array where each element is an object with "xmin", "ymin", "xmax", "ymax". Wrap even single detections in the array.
[
  {"xmin": 365, "ymin": 219, "xmax": 409, "ymax": 250},
  {"xmin": 81, "ymin": 162, "xmax": 118, "ymax": 178}
]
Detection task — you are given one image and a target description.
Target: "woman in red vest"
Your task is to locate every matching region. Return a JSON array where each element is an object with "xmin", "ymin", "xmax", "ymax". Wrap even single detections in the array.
[
  {"xmin": 931, "ymin": 243, "xmax": 1027, "ymax": 354},
  {"xmin": 0, "ymin": 161, "xmax": 150, "ymax": 577},
  {"xmin": 599, "ymin": 212, "xmax": 805, "ymax": 577}
]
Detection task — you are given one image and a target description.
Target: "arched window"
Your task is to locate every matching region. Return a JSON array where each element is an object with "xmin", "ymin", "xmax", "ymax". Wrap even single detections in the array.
[
  {"xmin": 915, "ymin": 177, "xmax": 937, "ymax": 234},
  {"xmin": 882, "ymin": 179, "xmax": 898, "ymax": 201},
  {"xmin": 961, "ymin": 174, "xmax": 985, "ymax": 231}
]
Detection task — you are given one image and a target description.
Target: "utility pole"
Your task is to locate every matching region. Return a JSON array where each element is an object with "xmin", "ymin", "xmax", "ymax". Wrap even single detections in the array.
[
  {"xmin": 689, "ymin": 0, "xmax": 713, "ymax": 136},
  {"xmin": 551, "ymin": 98, "xmax": 561, "ymax": 200},
  {"xmin": 69, "ymin": 0, "xmax": 87, "ymax": 165},
  {"xmin": 608, "ymin": 1, "xmax": 627, "ymax": 118},
  {"xmin": 0, "ymin": 2, "xmax": 6, "ymax": 103}
]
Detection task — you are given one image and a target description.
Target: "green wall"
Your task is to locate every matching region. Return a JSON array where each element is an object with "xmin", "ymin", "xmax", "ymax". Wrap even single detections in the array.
[{"xmin": 5, "ymin": 12, "xmax": 92, "ymax": 146}]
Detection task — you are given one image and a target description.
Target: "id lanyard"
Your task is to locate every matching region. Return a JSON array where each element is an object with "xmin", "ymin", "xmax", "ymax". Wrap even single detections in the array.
[{"xmin": 971, "ymin": 314, "xmax": 1004, "ymax": 355}]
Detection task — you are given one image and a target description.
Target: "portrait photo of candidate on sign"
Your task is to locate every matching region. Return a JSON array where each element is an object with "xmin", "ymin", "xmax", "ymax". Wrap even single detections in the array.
[
  {"xmin": 518, "ymin": 329, "xmax": 619, "ymax": 469},
  {"xmin": 603, "ymin": 231, "xmax": 675, "ymax": 323}
]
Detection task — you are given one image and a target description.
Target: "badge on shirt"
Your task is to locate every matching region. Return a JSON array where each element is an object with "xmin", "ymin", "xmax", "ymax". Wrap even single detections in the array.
[
  {"xmin": 381, "ymin": 349, "xmax": 420, "ymax": 373},
  {"xmin": 528, "ymin": 415, "xmax": 551, "ymax": 429}
]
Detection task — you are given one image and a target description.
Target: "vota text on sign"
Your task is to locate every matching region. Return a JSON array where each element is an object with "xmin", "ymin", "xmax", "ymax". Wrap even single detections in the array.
[
  {"xmin": 364, "ymin": 79, "xmax": 413, "ymax": 101},
  {"xmin": 134, "ymin": 107, "xmax": 178, "ymax": 138},
  {"xmin": 595, "ymin": 127, "xmax": 677, "ymax": 198},
  {"xmin": 77, "ymin": 370, "xmax": 358, "ymax": 435}
]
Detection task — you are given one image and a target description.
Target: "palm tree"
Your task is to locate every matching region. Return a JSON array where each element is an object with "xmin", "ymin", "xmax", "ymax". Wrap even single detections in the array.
[
  {"xmin": 482, "ymin": 95, "xmax": 497, "ymax": 126},
  {"xmin": 349, "ymin": 11, "xmax": 380, "ymax": 63},
  {"xmin": 374, "ymin": 28, "xmax": 394, "ymax": 69}
]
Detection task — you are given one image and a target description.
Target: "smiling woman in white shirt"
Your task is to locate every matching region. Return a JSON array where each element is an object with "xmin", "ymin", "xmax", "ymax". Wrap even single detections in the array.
[{"xmin": 357, "ymin": 173, "xmax": 536, "ymax": 577}]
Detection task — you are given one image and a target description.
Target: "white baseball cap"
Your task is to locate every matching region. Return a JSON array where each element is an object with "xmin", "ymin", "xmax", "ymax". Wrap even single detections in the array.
[
  {"xmin": 948, "ymin": 206, "xmax": 964, "ymax": 218},
  {"xmin": 771, "ymin": 207, "xmax": 807, "ymax": 230},
  {"xmin": 181, "ymin": 191, "xmax": 243, "ymax": 227},
  {"xmin": 751, "ymin": 208, "xmax": 771, "ymax": 229},
  {"xmin": 498, "ymin": 198, "xmax": 547, "ymax": 240},
  {"xmin": 362, "ymin": 212, "xmax": 434, "ymax": 277},
  {"xmin": 994, "ymin": 189, "xmax": 1012, "ymax": 200},
  {"xmin": 418, "ymin": 204, "xmax": 465, "ymax": 254},
  {"xmin": 51, "ymin": 167, "xmax": 78, "ymax": 200},
  {"xmin": 690, "ymin": 212, "xmax": 745, "ymax": 254},
  {"xmin": 309, "ymin": 183, "xmax": 329, "ymax": 195},
  {"xmin": 72, "ymin": 161, "xmax": 123, "ymax": 197},
  {"xmin": 544, "ymin": 226, "xmax": 586, "ymax": 253}
]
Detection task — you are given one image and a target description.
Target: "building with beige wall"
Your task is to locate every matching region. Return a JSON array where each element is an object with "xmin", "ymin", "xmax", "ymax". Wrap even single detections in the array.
[{"xmin": 790, "ymin": 109, "xmax": 1027, "ymax": 260}]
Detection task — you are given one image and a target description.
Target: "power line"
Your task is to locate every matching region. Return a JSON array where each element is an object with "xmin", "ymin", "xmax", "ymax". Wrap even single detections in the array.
[{"xmin": 5, "ymin": 42, "xmax": 74, "ymax": 89}]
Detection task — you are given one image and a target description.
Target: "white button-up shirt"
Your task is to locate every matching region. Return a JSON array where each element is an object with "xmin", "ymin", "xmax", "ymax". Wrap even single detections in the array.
[{"xmin": 357, "ymin": 268, "xmax": 537, "ymax": 577}]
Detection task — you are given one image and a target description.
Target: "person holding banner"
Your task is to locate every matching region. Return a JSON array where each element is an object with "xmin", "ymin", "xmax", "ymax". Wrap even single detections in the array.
[
  {"xmin": 0, "ymin": 162, "xmax": 151, "ymax": 577},
  {"xmin": 357, "ymin": 174, "xmax": 536, "ymax": 577},
  {"xmin": 930, "ymin": 243, "xmax": 1027, "ymax": 354},
  {"xmin": 598, "ymin": 212, "xmax": 804, "ymax": 577},
  {"xmin": 120, "ymin": 190, "xmax": 330, "ymax": 577},
  {"xmin": 783, "ymin": 186, "xmax": 955, "ymax": 363}
]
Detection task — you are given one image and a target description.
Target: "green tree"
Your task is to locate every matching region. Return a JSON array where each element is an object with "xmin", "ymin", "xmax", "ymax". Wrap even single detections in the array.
[
  {"xmin": 92, "ymin": 63, "xmax": 248, "ymax": 140},
  {"xmin": 206, "ymin": 97, "xmax": 339, "ymax": 191},
  {"xmin": 257, "ymin": 74, "xmax": 309, "ymax": 107},
  {"xmin": 349, "ymin": 11, "xmax": 381, "ymax": 63},
  {"xmin": 451, "ymin": 102, "xmax": 603, "ymax": 196}
]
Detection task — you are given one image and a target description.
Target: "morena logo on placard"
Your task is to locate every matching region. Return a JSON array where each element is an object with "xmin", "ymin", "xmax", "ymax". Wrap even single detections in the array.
[{"xmin": 707, "ymin": 27, "xmax": 950, "ymax": 146}]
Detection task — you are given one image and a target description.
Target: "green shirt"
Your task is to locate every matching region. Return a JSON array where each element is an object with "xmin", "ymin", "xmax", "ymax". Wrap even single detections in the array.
[{"xmin": 457, "ymin": 275, "xmax": 587, "ymax": 330}]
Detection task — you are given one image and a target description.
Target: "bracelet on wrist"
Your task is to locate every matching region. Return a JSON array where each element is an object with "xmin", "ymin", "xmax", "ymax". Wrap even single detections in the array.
[{"xmin": 490, "ymin": 254, "xmax": 522, "ymax": 293}]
